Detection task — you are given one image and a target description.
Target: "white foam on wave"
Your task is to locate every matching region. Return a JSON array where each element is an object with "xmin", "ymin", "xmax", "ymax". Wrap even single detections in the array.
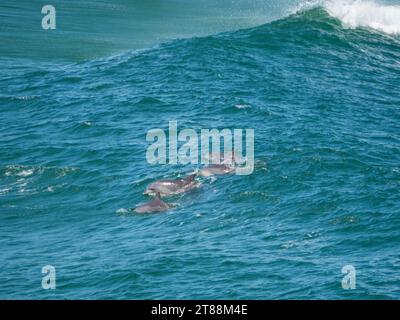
[
  {"xmin": 17, "ymin": 169, "xmax": 34, "ymax": 177},
  {"xmin": 234, "ymin": 104, "xmax": 251, "ymax": 109},
  {"xmin": 116, "ymin": 208, "xmax": 129, "ymax": 214},
  {"xmin": 324, "ymin": 0, "xmax": 400, "ymax": 34}
]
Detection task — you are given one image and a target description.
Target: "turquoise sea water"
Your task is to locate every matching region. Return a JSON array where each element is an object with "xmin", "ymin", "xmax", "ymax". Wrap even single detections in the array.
[{"xmin": 1, "ymin": 1, "xmax": 400, "ymax": 299}]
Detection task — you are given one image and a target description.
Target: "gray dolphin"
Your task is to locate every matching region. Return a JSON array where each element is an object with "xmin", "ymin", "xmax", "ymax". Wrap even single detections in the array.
[
  {"xmin": 134, "ymin": 192, "xmax": 171, "ymax": 214},
  {"xmin": 198, "ymin": 164, "xmax": 235, "ymax": 177},
  {"xmin": 144, "ymin": 174, "xmax": 200, "ymax": 197}
]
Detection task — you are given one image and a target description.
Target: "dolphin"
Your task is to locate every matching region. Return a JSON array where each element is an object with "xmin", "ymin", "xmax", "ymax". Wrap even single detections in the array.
[
  {"xmin": 206, "ymin": 151, "xmax": 235, "ymax": 165},
  {"xmin": 134, "ymin": 192, "xmax": 171, "ymax": 214},
  {"xmin": 198, "ymin": 164, "xmax": 235, "ymax": 177},
  {"xmin": 199, "ymin": 151, "xmax": 236, "ymax": 177},
  {"xmin": 144, "ymin": 174, "xmax": 200, "ymax": 197}
]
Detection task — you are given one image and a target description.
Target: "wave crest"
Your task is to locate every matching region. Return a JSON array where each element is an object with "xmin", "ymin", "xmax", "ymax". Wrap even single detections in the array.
[{"xmin": 324, "ymin": 0, "xmax": 400, "ymax": 34}]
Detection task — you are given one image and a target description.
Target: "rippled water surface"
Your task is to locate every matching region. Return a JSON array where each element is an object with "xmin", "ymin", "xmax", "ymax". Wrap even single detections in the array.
[{"xmin": 1, "ymin": 1, "xmax": 400, "ymax": 299}]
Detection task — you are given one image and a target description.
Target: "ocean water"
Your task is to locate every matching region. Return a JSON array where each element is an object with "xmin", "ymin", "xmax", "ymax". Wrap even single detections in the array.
[{"xmin": 1, "ymin": 0, "xmax": 400, "ymax": 299}]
